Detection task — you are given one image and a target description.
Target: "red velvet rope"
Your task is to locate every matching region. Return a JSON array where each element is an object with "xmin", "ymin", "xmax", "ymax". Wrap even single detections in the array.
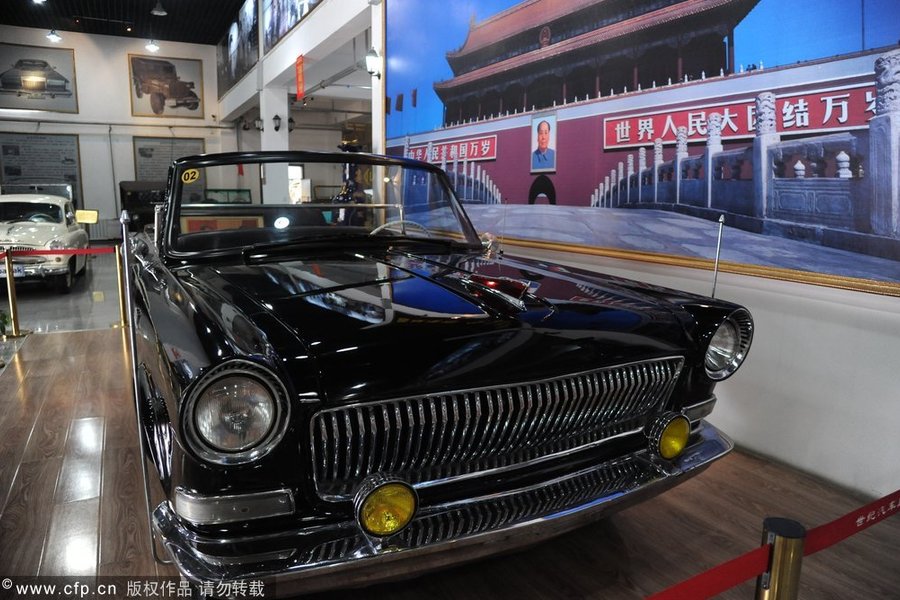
[
  {"xmin": 645, "ymin": 545, "xmax": 769, "ymax": 600},
  {"xmin": 805, "ymin": 488, "xmax": 900, "ymax": 555},
  {"xmin": 647, "ymin": 487, "xmax": 900, "ymax": 600}
]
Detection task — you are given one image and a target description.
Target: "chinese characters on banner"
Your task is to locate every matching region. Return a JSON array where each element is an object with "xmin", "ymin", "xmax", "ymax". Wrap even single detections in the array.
[
  {"xmin": 603, "ymin": 83, "xmax": 875, "ymax": 149},
  {"xmin": 408, "ymin": 135, "xmax": 497, "ymax": 163}
]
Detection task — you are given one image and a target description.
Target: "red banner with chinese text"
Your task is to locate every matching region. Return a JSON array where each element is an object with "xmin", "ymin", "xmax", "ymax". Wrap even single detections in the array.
[
  {"xmin": 408, "ymin": 135, "xmax": 498, "ymax": 163},
  {"xmin": 603, "ymin": 82, "xmax": 875, "ymax": 149}
]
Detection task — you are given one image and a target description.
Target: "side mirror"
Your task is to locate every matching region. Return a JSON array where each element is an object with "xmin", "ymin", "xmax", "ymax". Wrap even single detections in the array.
[
  {"xmin": 480, "ymin": 232, "xmax": 501, "ymax": 258},
  {"xmin": 75, "ymin": 209, "xmax": 99, "ymax": 224},
  {"xmin": 153, "ymin": 204, "xmax": 166, "ymax": 247}
]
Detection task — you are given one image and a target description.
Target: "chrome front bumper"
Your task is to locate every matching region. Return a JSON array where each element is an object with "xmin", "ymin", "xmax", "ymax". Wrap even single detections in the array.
[
  {"xmin": 0, "ymin": 261, "xmax": 69, "ymax": 279},
  {"xmin": 153, "ymin": 421, "xmax": 733, "ymax": 596}
]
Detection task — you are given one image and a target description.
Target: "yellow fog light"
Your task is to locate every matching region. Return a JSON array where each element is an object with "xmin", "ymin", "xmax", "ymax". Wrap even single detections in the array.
[
  {"xmin": 648, "ymin": 413, "xmax": 691, "ymax": 460},
  {"xmin": 354, "ymin": 477, "xmax": 417, "ymax": 538}
]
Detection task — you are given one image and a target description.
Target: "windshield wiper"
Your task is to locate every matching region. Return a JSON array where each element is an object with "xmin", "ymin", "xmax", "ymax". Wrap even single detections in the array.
[{"xmin": 242, "ymin": 234, "xmax": 476, "ymax": 264}]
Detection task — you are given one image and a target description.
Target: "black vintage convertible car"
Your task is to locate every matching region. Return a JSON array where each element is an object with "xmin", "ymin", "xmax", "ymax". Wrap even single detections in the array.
[{"xmin": 126, "ymin": 151, "xmax": 752, "ymax": 595}]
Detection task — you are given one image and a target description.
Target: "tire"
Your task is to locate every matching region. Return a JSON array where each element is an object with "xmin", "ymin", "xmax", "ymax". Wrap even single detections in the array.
[
  {"xmin": 150, "ymin": 92, "xmax": 165, "ymax": 115},
  {"xmin": 56, "ymin": 265, "xmax": 74, "ymax": 294}
]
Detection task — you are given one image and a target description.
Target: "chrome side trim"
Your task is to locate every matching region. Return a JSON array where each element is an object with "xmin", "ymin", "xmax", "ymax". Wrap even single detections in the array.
[
  {"xmin": 173, "ymin": 487, "xmax": 295, "ymax": 525},
  {"xmin": 683, "ymin": 395, "xmax": 716, "ymax": 424}
]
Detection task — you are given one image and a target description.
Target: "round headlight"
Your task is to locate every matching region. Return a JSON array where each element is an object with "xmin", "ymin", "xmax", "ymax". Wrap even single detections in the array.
[
  {"xmin": 704, "ymin": 309, "xmax": 753, "ymax": 380},
  {"xmin": 47, "ymin": 239, "xmax": 65, "ymax": 250},
  {"xmin": 194, "ymin": 376, "xmax": 274, "ymax": 452},
  {"xmin": 185, "ymin": 360, "xmax": 290, "ymax": 465}
]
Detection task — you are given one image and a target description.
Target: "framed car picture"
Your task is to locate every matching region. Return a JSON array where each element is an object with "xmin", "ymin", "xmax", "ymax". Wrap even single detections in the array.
[
  {"xmin": 128, "ymin": 54, "xmax": 204, "ymax": 118},
  {"xmin": 0, "ymin": 43, "xmax": 78, "ymax": 113}
]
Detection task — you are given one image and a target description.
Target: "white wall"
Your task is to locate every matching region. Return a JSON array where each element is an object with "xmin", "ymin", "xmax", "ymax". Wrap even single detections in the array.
[
  {"xmin": 508, "ymin": 245, "xmax": 900, "ymax": 499},
  {"xmin": 0, "ymin": 24, "xmax": 235, "ymax": 219}
]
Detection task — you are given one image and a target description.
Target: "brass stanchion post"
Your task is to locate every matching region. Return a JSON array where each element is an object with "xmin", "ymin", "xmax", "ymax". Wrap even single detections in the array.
[
  {"xmin": 3, "ymin": 251, "xmax": 29, "ymax": 339},
  {"xmin": 115, "ymin": 245, "xmax": 129, "ymax": 329},
  {"xmin": 755, "ymin": 517, "xmax": 806, "ymax": 600}
]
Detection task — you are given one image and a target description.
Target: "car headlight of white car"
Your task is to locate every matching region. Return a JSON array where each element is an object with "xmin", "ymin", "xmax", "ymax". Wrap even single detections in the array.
[{"xmin": 46, "ymin": 238, "xmax": 65, "ymax": 250}]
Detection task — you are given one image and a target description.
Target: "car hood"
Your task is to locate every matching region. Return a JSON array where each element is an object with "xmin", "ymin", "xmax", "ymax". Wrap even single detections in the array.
[
  {"xmin": 0, "ymin": 222, "xmax": 64, "ymax": 246},
  {"xmin": 181, "ymin": 250, "xmax": 698, "ymax": 405}
]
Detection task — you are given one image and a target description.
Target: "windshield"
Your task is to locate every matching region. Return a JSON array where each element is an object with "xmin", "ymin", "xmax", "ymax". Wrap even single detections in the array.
[
  {"xmin": 0, "ymin": 201, "xmax": 63, "ymax": 223},
  {"xmin": 169, "ymin": 155, "xmax": 482, "ymax": 253}
]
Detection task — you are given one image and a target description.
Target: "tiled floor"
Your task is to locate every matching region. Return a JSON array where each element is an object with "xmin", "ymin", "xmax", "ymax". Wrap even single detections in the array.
[
  {"xmin": 1, "ymin": 246, "xmax": 124, "ymax": 334},
  {"xmin": 0, "ymin": 246, "xmax": 122, "ymax": 375}
]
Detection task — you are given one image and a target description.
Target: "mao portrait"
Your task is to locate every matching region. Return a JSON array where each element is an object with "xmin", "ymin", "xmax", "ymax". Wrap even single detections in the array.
[{"xmin": 531, "ymin": 115, "xmax": 556, "ymax": 173}]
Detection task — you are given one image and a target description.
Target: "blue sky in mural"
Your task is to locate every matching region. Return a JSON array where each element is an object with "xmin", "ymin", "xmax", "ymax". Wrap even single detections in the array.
[{"xmin": 385, "ymin": 0, "xmax": 900, "ymax": 140}]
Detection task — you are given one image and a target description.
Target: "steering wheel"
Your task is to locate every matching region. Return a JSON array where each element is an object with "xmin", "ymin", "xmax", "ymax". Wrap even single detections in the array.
[
  {"xmin": 369, "ymin": 219, "xmax": 432, "ymax": 237},
  {"xmin": 24, "ymin": 212, "xmax": 55, "ymax": 223}
]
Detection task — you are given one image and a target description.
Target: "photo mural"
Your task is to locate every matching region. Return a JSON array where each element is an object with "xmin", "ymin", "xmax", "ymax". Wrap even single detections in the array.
[
  {"xmin": 216, "ymin": 0, "xmax": 259, "ymax": 97},
  {"xmin": 385, "ymin": 0, "xmax": 900, "ymax": 295}
]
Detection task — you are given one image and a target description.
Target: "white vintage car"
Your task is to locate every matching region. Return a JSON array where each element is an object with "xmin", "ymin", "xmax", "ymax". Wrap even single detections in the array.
[{"xmin": 0, "ymin": 193, "xmax": 92, "ymax": 293}]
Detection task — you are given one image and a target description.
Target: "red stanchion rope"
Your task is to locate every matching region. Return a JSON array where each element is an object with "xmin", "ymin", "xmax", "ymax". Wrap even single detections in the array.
[
  {"xmin": 646, "ymin": 487, "xmax": 900, "ymax": 600},
  {"xmin": 804, "ymin": 488, "xmax": 900, "ymax": 555},
  {"xmin": 645, "ymin": 545, "xmax": 770, "ymax": 600}
]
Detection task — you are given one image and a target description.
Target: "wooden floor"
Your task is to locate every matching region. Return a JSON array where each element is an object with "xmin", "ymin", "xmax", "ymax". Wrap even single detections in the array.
[{"xmin": 1, "ymin": 329, "xmax": 898, "ymax": 599}]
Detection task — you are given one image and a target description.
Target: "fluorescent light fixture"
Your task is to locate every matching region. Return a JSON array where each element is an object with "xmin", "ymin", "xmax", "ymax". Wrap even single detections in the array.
[
  {"xmin": 151, "ymin": 1, "xmax": 168, "ymax": 16},
  {"xmin": 33, "ymin": 0, "xmax": 48, "ymax": 4},
  {"xmin": 365, "ymin": 47, "xmax": 381, "ymax": 79},
  {"xmin": 145, "ymin": 40, "xmax": 160, "ymax": 53},
  {"xmin": 46, "ymin": 30, "xmax": 62, "ymax": 43}
]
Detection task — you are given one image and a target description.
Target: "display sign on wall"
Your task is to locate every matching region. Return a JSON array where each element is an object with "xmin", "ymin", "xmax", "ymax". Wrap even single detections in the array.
[
  {"xmin": 128, "ymin": 54, "xmax": 204, "ymax": 118},
  {"xmin": 0, "ymin": 43, "xmax": 78, "ymax": 113},
  {"xmin": 216, "ymin": 0, "xmax": 259, "ymax": 98},
  {"xmin": 0, "ymin": 132, "xmax": 82, "ymax": 206},
  {"xmin": 133, "ymin": 137, "xmax": 205, "ymax": 182}
]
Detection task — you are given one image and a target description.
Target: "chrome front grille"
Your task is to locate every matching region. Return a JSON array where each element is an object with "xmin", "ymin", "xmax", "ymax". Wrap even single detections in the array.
[
  {"xmin": 302, "ymin": 455, "xmax": 654, "ymax": 565},
  {"xmin": 311, "ymin": 357, "xmax": 684, "ymax": 500}
]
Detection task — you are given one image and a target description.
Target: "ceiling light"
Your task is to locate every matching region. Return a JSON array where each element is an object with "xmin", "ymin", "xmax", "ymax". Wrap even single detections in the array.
[
  {"xmin": 145, "ymin": 40, "xmax": 160, "ymax": 53},
  {"xmin": 46, "ymin": 30, "xmax": 62, "ymax": 43},
  {"xmin": 33, "ymin": 0, "xmax": 48, "ymax": 5},
  {"xmin": 151, "ymin": 1, "xmax": 168, "ymax": 17}
]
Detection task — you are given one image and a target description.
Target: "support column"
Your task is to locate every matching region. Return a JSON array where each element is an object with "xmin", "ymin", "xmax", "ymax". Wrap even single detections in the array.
[
  {"xmin": 370, "ymin": 0, "xmax": 386, "ymax": 153},
  {"xmin": 675, "ymin": 126, "xmax": 688, "ymax": 204},
  {"xmin": 752, "ymin": 92, "xmax": 779, "ymax": 218},
  {"xmin": 728, "ymin": 28, "xmax": 735, "ymax": 74},
  {"xmin": 705, "ymin": 113, "xmax": 723, "ymax": 208},
  {"xmin": 260, "ymin": 87, "xmax": 290, "ymax": 203},
  {"xmin": 870, "ymin": 49, "xmax": 900, "ymax": 237},
  {"xmin": 633, "ymin": 63, "xmax": 639, "ymax": 91}
]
